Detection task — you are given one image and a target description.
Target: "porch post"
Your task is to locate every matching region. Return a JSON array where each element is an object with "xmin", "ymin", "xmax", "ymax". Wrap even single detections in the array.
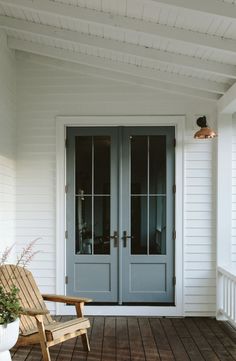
[{"xmin": 216, "ymin": 113, "xmax": 232, "ymax": 319}]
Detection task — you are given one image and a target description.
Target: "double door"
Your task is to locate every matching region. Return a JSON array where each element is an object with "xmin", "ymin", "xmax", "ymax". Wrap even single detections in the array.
[{"xmin": 66, "ymin": 126, "xmax": 175, "ymax": 304}]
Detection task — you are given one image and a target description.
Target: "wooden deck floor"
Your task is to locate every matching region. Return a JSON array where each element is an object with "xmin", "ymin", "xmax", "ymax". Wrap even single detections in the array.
[{"xmin": 11, "ymin": 317, "xmax": 236, "ymax": 361}]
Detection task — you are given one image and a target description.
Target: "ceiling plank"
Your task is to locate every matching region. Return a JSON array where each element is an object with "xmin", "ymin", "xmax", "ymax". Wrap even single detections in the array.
[
  {"xmin": 0, "ymin": 17, "xmax": 228, "ymax": 94},
  {"xmin": 8, "ymin": 37, "xmax": 219, "ymax": 101},
  {"xmin": 152, "ymin": 0, "xmax": 236, "ymax": 19},
  {"xmin": 1, "ymin": 0, "xmax": 236, "ymax": 59}
]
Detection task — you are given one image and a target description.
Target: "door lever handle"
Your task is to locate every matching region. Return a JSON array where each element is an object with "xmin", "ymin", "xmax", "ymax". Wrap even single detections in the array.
[
  {"xmin": 122, "ymin": 231, "xmax": 133, "ymax": 247},
  {"xmin": 109, "ymin": 231, "xmax": 118, "ymax": 247}
]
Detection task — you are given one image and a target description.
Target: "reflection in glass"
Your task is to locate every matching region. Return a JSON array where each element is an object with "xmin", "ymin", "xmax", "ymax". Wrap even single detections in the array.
[
  {"xmin": 74, "ymin": 135, "xmax": 111, "ymax": 255},
  {"xmin": 130, "ymin": 134, "xmax": 167, "ymax": 256},
  {"xmin": 75, "ymin": 137, "xmax": 92, "ymax": 194},
  {"xmin": 131, "ymin": 196, "xmax": 147, "ymax": 254},
  {"xmin": 94, "ymin": 137, "xmax": 110, "ymax": 194},
  {"xmin": 149, "ymin": 196, "xmax": 166, "ymax": 254},
  {"xmin": 131, "ymin": 136, "xmax": 147, "ymax": 194},
  {"xmin": 94, "ymin": 196, "xmax": 110, "ymax": 254},
  {"xmin": 149, "ymin": 136, "xmax": 166, "ymax": 194},
  {"xmin": 75, "ymin": 197, "xmax": 92, "ymax": 254}
]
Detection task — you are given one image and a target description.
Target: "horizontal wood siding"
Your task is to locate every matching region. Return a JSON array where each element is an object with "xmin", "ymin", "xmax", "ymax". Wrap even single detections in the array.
[
  {"xmin": 0, "ymin": 30, "xmax": 16, "ymax": 256},
  {"xmin": 184, "ymin": 135, "xmax": 216, "ymax": 316},
  {"xmin": 16, "ymin": 56, "xmax": 217, "ymax": 315}
]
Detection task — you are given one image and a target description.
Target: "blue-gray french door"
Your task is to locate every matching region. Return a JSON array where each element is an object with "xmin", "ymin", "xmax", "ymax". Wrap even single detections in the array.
[{"xmin": 66, "ymin": 126, "xmax": 175, "ymax": 303}]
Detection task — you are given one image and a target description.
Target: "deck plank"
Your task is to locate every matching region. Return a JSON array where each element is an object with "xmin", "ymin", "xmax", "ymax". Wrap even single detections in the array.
[
  {"xmin": 128, "ymin": 317, "xmax": 146, "ymax": 360},
  {"xmin": 194, "ymin": 318, "xmax": 234, "ymax": 361},
  {"xmin": 116, "ymin": 317, "xmax": 131, "ymax": 361},
  {"xmin": 160, "ymin": 318, "xmax": 190, "ymax": 361},
  {"xmin": 171, "ymin": 318, "xmax": 204, "ymax": 361},
  {"xmin": 139, "ymin": 318, "xmax": 160, "ymax": 361},
  {"xmin": 11, "ymin": 317, "xmax": 236, "ymax": 361}
]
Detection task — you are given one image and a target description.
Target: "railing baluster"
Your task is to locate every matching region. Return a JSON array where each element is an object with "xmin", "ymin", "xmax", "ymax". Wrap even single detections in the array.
[
  {"xmin": 223, "ymin": 275, "xmax": 226, "ymax": 314},
  {"xmin": 234, "ymin": 283, "xmax": 236, "ymax": 323},
  {"xmin": 218, "ymin": 267, "xmax": 236, "ymax": 324}
]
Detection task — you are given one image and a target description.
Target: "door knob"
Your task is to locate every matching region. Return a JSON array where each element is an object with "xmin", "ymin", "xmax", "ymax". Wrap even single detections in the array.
[{"xmin": 122, "ymin": 231, "xmax": 133, "ymax": 247}]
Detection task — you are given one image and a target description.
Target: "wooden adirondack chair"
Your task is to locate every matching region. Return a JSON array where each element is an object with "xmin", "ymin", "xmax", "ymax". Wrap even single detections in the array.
[{"xmin": 0, "ymin": 264, "xmax": 92, "ymax": 361}]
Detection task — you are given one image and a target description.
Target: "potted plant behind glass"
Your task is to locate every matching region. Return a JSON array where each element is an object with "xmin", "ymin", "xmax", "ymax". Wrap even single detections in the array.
[{"xmin": 0, "ymin": 240, "xmax": 40, "ymax": 361}]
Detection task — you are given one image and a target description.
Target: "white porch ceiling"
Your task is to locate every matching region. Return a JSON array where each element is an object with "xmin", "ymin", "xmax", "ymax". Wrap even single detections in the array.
[{"xmin": 0, "ymin": 0, "xmax": 236, "ymax": 100}]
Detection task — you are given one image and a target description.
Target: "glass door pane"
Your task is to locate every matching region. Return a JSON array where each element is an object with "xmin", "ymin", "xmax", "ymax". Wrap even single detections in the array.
[
  {"xmin": 75, "ymin": 136, "xmax": 111, "ymax": 255},
  {"xmin": 130, "ymin": 135, "xmax": 167, "ymax": 255}
]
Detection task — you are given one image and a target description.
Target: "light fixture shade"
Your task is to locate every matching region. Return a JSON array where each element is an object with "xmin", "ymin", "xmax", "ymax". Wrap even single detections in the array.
[{"xmin": 194, "ymin": 116, "xmax": 217, "ymax": 139}]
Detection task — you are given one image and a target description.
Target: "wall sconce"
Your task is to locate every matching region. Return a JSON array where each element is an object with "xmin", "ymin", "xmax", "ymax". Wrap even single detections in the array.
[{"xmin": 194, "ymin": 116, "xmax": 217, "ymax": 139}]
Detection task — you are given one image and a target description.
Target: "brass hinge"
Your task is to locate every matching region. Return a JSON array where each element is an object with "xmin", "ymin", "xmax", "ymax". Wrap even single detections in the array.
[
  {"xmin": 172, "ymin": 184, "xmax": 176, "ymax": 193},
  {"xmin": 173, "ymin": 230, "xmax": 176, "ymax": 240},
  {"xmin": 65, "ymin": 184, "xmax": 68, "ymax": 193},
  {"xmin": 65, "ymin": 230, "xmax": 68, "ymax": 239},
  {"xmin": 173, "ymin": 138, "xmax": 176, "ymax": 147},
  {"xmin": 65, "ymin": 276, "xmax": 68, "ymax": 284},
  {"xmin": 173, "ymin": 276, "xmax": 176, "ymax": 286}
]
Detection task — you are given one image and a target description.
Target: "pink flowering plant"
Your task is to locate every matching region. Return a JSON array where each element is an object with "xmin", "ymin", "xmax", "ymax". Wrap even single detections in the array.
[{"xmin": 0, "ymin": 239, "xmax": 41, "ymax": 325}]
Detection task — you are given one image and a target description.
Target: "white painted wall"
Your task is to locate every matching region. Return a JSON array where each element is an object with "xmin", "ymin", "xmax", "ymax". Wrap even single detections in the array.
[
  {"xmin": 16, "ymin": 53, "xmax": 217, "ymax": 316},
  {"xmin": 0, "ymin": 30, "xmax": 16, "ymax": 260}
]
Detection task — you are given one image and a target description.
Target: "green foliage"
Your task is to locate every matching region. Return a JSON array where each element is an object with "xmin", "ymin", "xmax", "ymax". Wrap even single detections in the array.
[{"xmin": 0, "ymin": 286, "xmax": 22, "ymax": 325}]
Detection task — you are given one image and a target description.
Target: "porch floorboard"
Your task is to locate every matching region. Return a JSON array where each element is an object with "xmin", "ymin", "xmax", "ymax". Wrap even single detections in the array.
[{"xmin": 11, "ymin": 317, "xmax": 236, "ymax": 361}]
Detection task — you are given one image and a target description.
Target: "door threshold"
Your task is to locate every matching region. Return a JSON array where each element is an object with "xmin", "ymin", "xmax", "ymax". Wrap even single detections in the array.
[{"xmin": 88, "ymin": 302, "xmax": 175, "ymax": 306}]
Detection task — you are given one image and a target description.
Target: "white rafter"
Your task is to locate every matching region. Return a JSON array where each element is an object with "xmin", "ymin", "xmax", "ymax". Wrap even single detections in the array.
[
  {"xmin": 218, "ymin": 82, "xmax": 236, "ymax": 113},
  {"xmin": 0, "ymin": 0, "xmax": 236, "ymax": 59},
  {"xmin": 0, "ymin": 17, "xmax": 229, "ymax": 94},
  {"xmin": 8, "ymin": 37, "xmax": 219, "ymax": 101},
  {"xmin": 152, "ymin": 0, "xmax": 236, "ymax": 19}
]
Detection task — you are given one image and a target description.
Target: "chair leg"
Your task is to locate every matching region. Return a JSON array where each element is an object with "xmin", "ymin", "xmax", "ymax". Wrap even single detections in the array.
[
  {"xmin": 75, "ymin": 302, "xmax": 90, "ymax": 352},
  {"xmin": 36, "ymin": 315, "xmax": 51, "ymax": 361},
  {"xmin": 40, "ymin": 343, "xmax": 51, "ymax": 361},
  {"xmin": 81, "ymin": 331, "xmax": 90, "ymax": 352}
]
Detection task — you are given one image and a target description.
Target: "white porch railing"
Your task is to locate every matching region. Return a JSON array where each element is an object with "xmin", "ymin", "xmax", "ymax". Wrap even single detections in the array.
[{"xmin": 217, "ymin": 266, "xmax": 236, "ymax": 324}]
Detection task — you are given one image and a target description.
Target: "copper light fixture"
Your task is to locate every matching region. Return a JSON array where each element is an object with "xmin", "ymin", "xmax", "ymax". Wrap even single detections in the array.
[{"xmin": 194, "ymin": 116, "xmax": 217, "ymax": 139}]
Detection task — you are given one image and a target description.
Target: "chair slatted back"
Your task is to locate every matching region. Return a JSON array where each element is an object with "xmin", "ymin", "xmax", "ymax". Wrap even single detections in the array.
[{"xmin": 0, "ymin": 264, "xmax": 53, "ymax": 335}]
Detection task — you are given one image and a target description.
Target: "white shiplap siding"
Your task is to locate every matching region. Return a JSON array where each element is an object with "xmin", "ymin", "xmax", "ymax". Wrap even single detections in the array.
[
  {"xmin": 184, "ymin": 135, "xmax": 216, "ymax": 316},
  {"xmin": 16, "ymin": 56, "xmax": 217, "ymax": 315},
  {"xmin": 0, "ymin": 30, "xmax": 16, "ymax": 255}
]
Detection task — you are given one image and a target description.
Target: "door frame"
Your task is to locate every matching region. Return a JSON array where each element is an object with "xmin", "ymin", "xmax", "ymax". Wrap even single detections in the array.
[{"xmin": 56, "ymin": 115, "xmax": 184, "ymax": 316}]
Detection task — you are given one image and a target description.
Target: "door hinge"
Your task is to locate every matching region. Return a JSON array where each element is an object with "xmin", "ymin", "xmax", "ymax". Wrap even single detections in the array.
[
  {"xmin": 173, "ymin": 276, "xmax": 176, "ymax": 286},
  {"xmin": 172, "ymin": 184, "xmax": 176, "ymax": 193},
  {"xmin": 65, "ymin": 138, "xmax": 68, "ymax": 148},
  {"xmin": 65, "ymin": 230, "xmax": 68, "ymax": 239},
  {"xmin": 173, "ymin": 138, "xmax": 176, "ymax": 147},
  {"xmin": 65, "ymin": 184, "xmax": 68, "ymax": 193},
  {"xmin": 65, "ymin": 276, "xmax": 68, "ymax": 284},
  {"xmin": 173, "ymin": 230, "xmax": 176, "ymax": 240}
]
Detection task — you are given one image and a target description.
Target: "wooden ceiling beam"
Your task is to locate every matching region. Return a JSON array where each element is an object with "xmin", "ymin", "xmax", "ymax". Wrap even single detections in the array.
[
  {"xmin": 0, "ymin": 0, "xmax": 236, "ymax": 78},
  {"xmin": 0, "ymin": 16, "xmax": 229, "ymax": 94},
  {"xmin": 152, "ymin": 0, "xmax": 236, "ymax": 20},
  {"xmin": 8, "ymin": 37, "xmax": 219, "ymax": 101}
]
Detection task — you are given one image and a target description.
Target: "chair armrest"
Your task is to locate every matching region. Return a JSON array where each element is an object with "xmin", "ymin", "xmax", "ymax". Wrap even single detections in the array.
[
  {"xmin": 42, "ymin": 294, "xmax": 92, "ymax": 304},
  {"xmin": 20, "ymin": 308, "xmax": 49, "ymax": 317}
]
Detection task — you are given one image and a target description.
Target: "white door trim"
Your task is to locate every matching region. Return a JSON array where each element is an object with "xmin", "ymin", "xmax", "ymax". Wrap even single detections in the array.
[{"xmin": 56, "ymin": 115, "xmax": 184, "ymax": 316}]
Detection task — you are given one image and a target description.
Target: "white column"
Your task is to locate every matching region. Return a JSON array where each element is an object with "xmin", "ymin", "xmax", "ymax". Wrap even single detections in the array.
[
  {"xmin": 217, "ymin": 113, "xmax": 232, "ymax": 267},
  {"xmin": 216, "ymin": 113, "xmax": 232, "ymax": 319}
]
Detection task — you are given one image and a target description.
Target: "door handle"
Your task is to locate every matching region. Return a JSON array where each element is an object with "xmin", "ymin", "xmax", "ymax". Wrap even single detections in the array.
[
  {"xmin": 122, "ymin": 231, "xmax": 133, "ymax": 247},
  {"xmin": 109, "ymin": 231, "xmax": 118, "ymax": 247}
]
